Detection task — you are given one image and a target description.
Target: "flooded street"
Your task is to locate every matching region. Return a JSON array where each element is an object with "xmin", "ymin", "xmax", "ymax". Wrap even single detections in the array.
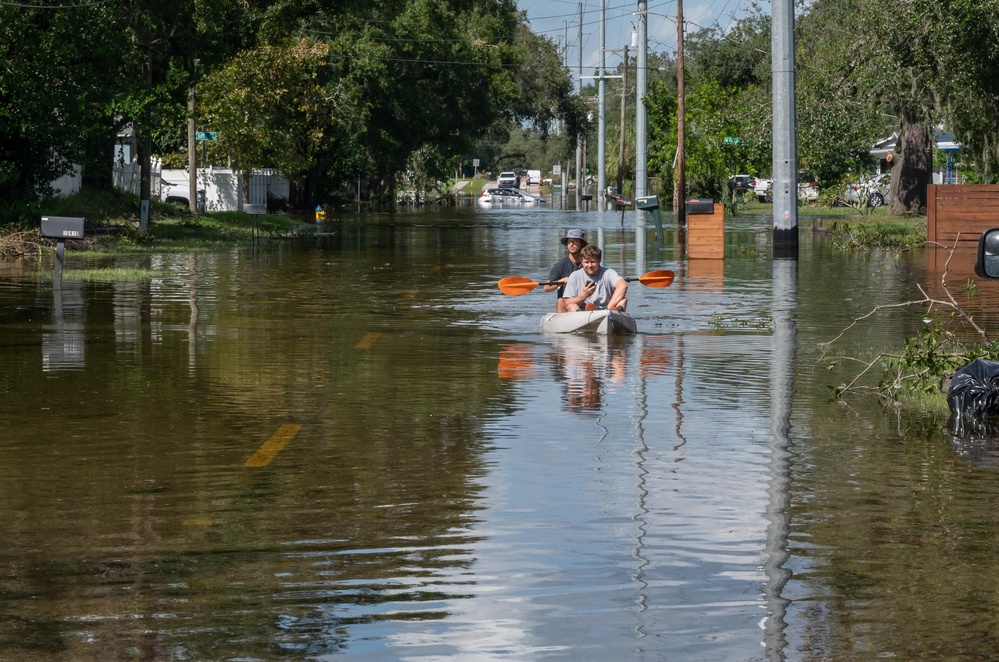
[{"xmin": 4, "ymin": 202, "xmax": 999, "ymax": 660}]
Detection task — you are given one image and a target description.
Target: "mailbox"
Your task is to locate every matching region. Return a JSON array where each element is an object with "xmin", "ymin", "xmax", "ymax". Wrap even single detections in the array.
[
  {"xmin": 40, "ymin": 216, "xmax": 85, "ymax": 239},
  {"xmin": 635, "ymin": 195, "xmax": 659, "ymax": 210},
  {"xmin": 41, "ymin": 216, "xmax": 84, "ymax": 290},
  {"xmin": 685, "ymin": 198, "xmax": 714, "ymax": 215},
  {"xmin": 635, "ymin": 196, "xmax": 664, "ymax": 247}
]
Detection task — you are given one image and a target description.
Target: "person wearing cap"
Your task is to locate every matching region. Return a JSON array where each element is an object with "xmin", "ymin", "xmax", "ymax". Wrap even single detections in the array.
[
  {"xmin": 545, "ymin": 229, "xmax": 587, "ymax": 307},
  {"xmin": 561, "ymin": 244, "xmax": 628, "ymax": 313}
]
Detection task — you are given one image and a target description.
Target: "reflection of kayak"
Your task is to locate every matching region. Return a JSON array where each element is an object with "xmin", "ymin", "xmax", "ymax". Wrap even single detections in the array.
[{"xmin": 540, "ymin": 309, "xmax": 638, "ymax": 335}]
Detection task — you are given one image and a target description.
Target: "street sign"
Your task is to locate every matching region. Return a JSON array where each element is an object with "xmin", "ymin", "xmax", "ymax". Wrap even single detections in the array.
[
  {"xmin": 196, "ymin": 132, "xmax": 217, "ymax": 141},
  {"xmin": 553, "ymin": 164, "xmax": 561, "ymax": 176},
  {"xmin": 724, "ymin": 136, "xmax": 740, "ymax": 144}
]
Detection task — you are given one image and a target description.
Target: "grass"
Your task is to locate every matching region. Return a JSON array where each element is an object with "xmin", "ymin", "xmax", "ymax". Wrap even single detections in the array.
[
  {"xmin": 2, "ymin": 189, "xmax": 312, "ymax": 258},
  {"xmin": 62, "ymin": 267, "xmax": 156, "ymax": 283}
]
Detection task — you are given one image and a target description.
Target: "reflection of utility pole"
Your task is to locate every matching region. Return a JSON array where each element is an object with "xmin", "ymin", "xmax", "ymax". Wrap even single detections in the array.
[
  {"xmin": 676, "ymin": 0, "xmax": 686, "ymax": 226},
  {"xmin": 617, "ymin": 44, "xmax": 628, "ymax": 197}
]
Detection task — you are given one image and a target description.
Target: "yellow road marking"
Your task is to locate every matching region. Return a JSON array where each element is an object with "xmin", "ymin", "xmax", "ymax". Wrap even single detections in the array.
[
  {"xmin": 245, "ymin": 423, "xmax": 302, "ymax": 467},
  {"xmin": 355, "ymin": 332, "xmax": 382, "ymax": 349}
]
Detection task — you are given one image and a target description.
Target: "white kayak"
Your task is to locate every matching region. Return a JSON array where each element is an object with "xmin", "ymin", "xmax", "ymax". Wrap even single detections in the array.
[{"xmin": 539, "ymin": 309, "xmax": 638, "ymax": 335}]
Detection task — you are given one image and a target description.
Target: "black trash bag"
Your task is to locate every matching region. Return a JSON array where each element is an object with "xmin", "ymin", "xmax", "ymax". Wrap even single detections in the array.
[{"xmin": 947, "ymin": 359, "xmax": 999, "ymax": 420}]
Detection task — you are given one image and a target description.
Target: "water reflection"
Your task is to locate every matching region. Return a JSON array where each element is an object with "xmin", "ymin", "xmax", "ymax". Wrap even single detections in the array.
[
  {"xmin": 12, "ymin": 207, "xmax": 999, "ymax": 658},
  {"xmin": 763, "ymin": 258, "xmax": 797, "ymax": 659},
  {"xmin": 42, "ymin": 283, "xmax": 85, "ymax": 371},
  {"xmin": 548, "ymin": 335, "xmax": 627, "ymax": 413}
]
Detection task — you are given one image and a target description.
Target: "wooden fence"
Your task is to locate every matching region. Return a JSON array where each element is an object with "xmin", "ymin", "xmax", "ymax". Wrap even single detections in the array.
[{"xmin": 927, "ymin": 184, "xmax": 999, "ymax": 245}]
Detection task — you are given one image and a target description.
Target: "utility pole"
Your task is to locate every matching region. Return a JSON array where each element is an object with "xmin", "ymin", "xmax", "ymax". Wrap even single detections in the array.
[
  {"xmin": 635, "ymin": 1, "xmax": 647, "ymax": 199},
  {"xmin": 617, "ymin": 44, "xmax": 628, "ymax": 197},
  {"xmin": 772, "ymin": 0, "xmax": 799, "ymax": 257},
  {"xmin": 576, "ymin": 2, "xmax": 583, "ymax": 211},
  {"xmin": 598, "ymin": 0, "xmax": 606, "ymax": 210},
  {"xmin": 676, "ymin": 0, "xmax": 686, "ymax": 226},
  {"xmin": 188, "ymin": 88, "xmax": 197, "ymax": 214},
  {"xmin": 564, "ymin": 20, "xmax": 570, "ymax": 198}
]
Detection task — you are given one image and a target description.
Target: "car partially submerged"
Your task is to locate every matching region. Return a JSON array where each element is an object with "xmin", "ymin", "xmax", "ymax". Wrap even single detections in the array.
[{"xmin": 478, "ymin": 187, "xmax": 542, "ymax": 205}]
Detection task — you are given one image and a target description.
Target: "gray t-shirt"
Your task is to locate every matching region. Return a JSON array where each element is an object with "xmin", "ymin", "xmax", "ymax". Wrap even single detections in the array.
[{"xmin": 563, "ymin": 266, "xmax": 623, "ymax": 309}]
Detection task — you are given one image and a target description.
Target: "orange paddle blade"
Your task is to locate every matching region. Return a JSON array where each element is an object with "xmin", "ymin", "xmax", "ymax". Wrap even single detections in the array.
[
  {"xmin": 498, "ymin": 276, "xmax": 541, "ymax": 296},
  {"xmin": 634, "ymin": 269, "xmax": 675, "ymax": 288}
]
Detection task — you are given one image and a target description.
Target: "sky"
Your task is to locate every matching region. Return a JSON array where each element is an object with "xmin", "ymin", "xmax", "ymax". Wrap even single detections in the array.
[{"xmin": 516, "ymin": 0, "xmax": 762, "ymax": 83}]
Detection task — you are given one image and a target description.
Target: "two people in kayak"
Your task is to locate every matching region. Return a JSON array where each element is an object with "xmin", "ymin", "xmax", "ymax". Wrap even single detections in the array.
[{"xmin": 547, "ymin": 229, "xmax": 628, "ymax": 314}]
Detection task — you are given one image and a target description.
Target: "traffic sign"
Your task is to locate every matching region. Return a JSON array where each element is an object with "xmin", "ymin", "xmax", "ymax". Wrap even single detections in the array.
[{"xmin": 196, "ymin": 132, "xmax": 217, "ymax": 141}]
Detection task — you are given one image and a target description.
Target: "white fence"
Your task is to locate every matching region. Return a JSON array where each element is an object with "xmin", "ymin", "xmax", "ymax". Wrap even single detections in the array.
[{"xmin": 112, "ymin": 162, "xmax": 290, "ymax": 213}]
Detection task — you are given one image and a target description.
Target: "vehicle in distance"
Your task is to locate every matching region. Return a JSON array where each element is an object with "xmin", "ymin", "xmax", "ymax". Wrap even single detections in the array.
[
  {"xmin": 160, "ymin": 180, "xmax": 205, "ymax": 208},
  {"xmin": 754, "ymin": 178, "xmax": 772, "ymax": 203},
  {"xmin": 729, "ymin": 174, "xmax": 755, "ymax": 193},
  {"xmin": 497, "ymin": 172, "xmax": 518, "ymax": 188},
  {"xmin": 798, "ymin": 172, "xmax": 819, "ymax": 202},
  {"xmin": 845, "ymin": 172, "xmax": 890, "ymax": 207},
  {"xmin": 478, "ymin": 187, "xmax": 543, "ymax": 204}
]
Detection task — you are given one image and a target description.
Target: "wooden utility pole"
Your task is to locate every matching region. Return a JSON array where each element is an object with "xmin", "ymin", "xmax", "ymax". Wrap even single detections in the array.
[{"xmin": 188, "ymin": 88, "xmax": 197, "ymax": 214}]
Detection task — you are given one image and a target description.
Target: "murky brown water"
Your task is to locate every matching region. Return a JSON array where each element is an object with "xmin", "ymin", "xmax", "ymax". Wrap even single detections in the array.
[{"xmin": 3, "ymin": 202, "xmax": 999, "ymax": 660}]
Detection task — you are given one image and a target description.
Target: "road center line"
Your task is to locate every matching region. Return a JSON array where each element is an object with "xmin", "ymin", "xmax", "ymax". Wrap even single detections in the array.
[
  {"xmin": 245, "ymin": 424, "xmax": 302, "ymax": 467},
  {"xmin": 355, "ymin": 332, "xmax": 382, "ymax": 349}
]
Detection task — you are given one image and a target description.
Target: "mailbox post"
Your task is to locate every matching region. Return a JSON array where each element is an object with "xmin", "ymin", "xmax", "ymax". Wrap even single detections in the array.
[
  {"xmin": 636, "ymin": 195, "xmax": 664, "ymax": 246},
  {"xmin": 40, "ymin": 216, "xmax": 84, "ymax": 290},
  {"xmin": 684, "ymin": 198, "xmax": 724, "ymax": 259}
]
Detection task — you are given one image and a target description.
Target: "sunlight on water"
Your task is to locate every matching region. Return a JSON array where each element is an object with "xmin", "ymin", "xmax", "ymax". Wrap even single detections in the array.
[{"xmin": 3, "ymin": 207, "xmax": 999, "ymax": 659}]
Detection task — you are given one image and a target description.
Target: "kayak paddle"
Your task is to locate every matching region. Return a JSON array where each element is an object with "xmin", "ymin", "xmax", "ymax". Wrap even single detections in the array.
[{"xmin": 498, "ymin": 269, "xmax": 674, "ymax": 296}]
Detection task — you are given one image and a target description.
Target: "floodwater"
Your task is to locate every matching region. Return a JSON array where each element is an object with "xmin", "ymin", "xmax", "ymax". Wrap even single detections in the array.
[{"xmin": 3, "ymin": 200, "xmax": 999, "ymax": 660}]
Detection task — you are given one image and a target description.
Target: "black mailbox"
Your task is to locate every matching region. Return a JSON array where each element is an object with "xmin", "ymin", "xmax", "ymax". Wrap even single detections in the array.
[
  {"xmin": 41, "ymin": 216, "xmax": 85, "ymax": 239},
  {"xmin": 685, "ymin": 198, "xmax": 714, "ymax": 215}
]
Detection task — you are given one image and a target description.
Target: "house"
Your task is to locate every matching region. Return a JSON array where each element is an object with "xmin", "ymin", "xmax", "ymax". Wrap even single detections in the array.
[{"xmin": 869, "ymin": 127, "xmax": 962, "ymax": 184}]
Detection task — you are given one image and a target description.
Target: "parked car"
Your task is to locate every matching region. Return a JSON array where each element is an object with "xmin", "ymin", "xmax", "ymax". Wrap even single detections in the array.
[
  {"xmin": 160, "ymin": 180, "xmax": 205, "ymax": 209},
  {"xmin": 754, "ymin": 178, "xmax": 772, "ymax": 203},
  {"xmin": 729, "ymin": 174, "xmax": 755, "ymax": 194},
  {"xmin": 845, "ymin": 172, "xmax": 890, "ymax": 207},
  {"xmin": 497, "ymin": 171, "xmax": 518, "ymax": 188},
  {"xmin": 797, "ymin": 172, "xmax": 819, "ymax": 202},
  {"xmin": 478, "ymin": 187, "xmax": 542, "ymax": 205}
]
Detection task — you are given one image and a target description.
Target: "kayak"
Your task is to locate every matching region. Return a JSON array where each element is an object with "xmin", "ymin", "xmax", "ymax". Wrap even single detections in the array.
[{"xmin": 539, "ymin": 309, "xmax": 638, "ymax": 335}]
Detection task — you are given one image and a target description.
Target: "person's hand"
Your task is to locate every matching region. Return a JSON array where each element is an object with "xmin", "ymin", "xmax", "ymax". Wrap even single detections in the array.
[{"xmin": 583, "ymin": 281, "xmax": 596, "ymax": 297}]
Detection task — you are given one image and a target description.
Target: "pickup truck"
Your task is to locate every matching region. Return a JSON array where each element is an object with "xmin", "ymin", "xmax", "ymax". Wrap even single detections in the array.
[{"xmin": 754, "ymin": 178, "xmax": 772, "ymax": 203}]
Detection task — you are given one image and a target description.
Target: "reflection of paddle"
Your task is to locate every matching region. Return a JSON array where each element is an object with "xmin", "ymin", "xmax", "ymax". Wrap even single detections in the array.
[{"xmin": 498, "ymin": 269, "xmax": 675, "ymax": 296}]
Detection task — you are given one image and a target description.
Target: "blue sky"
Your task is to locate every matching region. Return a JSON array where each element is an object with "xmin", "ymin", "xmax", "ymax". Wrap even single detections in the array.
[{"xmin": 516, "ymin": 0, "xmax": 761, "ymax": 82}]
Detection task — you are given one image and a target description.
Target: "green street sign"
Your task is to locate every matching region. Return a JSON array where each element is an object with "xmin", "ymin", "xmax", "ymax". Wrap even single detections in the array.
[
  {"xmin": 724, "ymin": 136, "xmax": 740, "ymax": 144},
  {"xmin": 196, "ymin": 131, "xmax": 217, "ymax": 141}
]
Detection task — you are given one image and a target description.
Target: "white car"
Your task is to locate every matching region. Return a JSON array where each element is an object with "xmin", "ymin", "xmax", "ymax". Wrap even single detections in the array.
[
  {"xmin": 477, "ymin": 187, "xmax": 542, "ymax": 205},
  {"xmin": 754, "ymin": 178, "xmax": 772, "ymax": 203},
  {"xmin": 497, "ymin": 172, "xmax": 518, "ymax": 188},
  {"xmin": 845, "ymin": 172, "xmax": 890, "ymax": 207},
  {"xmin": 754, "ymin": 178, "xmax": 818, "ymax": 202},
  {"xmin": 160, "ymin": 180, "xmax": 205, "ymax": 208}
]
